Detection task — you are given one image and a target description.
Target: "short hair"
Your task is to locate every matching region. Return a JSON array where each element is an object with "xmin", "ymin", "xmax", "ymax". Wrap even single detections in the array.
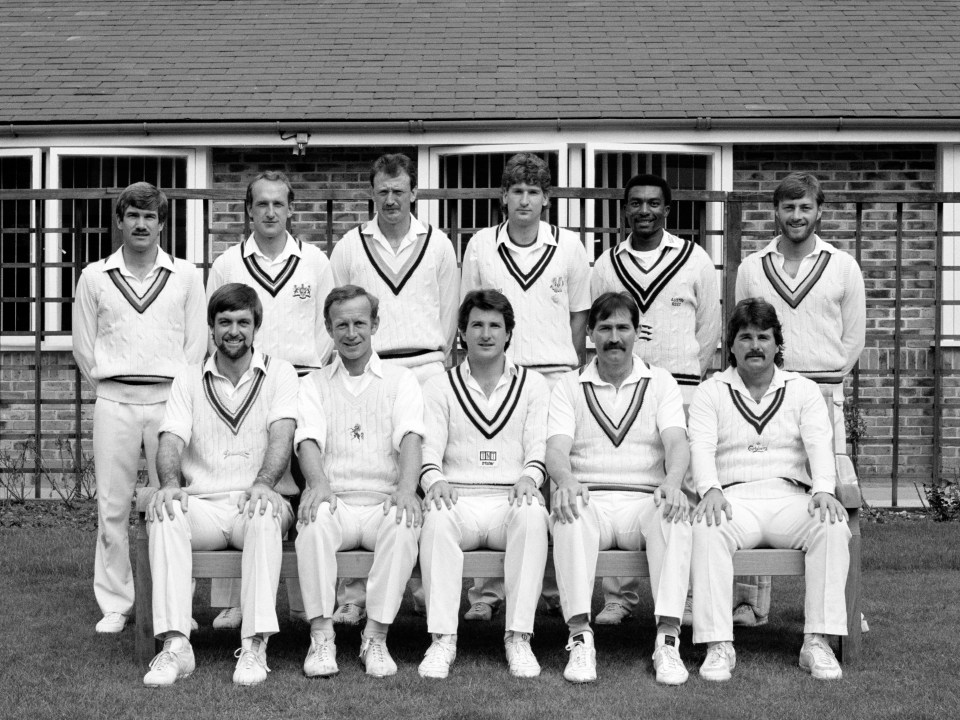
[
  {"xmin": 116, "ymin": 182, "xmax": 168, "ymax": 224},
  {"xmin": 588, "ymin": 292, "xmax": 640, "ymax": 331},
  {"xmin": 773, "ymin": 172, "xmax": 824, "ymax": 207},
  {"xmin": 623, "ymin": 173, "xmax": 672, "ymax": 207},
  {"xmin": 726, "ymin": 297, "xmax": 785, "ymax": 368},
  {"xmin": 458, "ymin": 289, "xmax": 516, "ymax": 351},
  {"xmin": 245, "ymin": 171, "xmax": 295, "ymax": 210},
  {"xmin": 324, "ymin": 284, "xmax": 380, "ymax": 326},
  {"xmin": 500, "ymin": 153, "xmax": 551, "ymax": 195},
  {"xmin": 207, "ymin": 283, "xmax": 263, "ymax": 329},
  {"xmin": 370, "ymin": 153, "xmax": 417, "ymax": 190}
]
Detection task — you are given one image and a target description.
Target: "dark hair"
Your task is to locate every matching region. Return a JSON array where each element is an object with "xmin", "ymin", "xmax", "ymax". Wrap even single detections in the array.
[
  {"xmin": 588, "ymin": 292, "xmax": 640, "ymax": 331},
  {"xmin": 773, "ymin": 172, "xmax": 824, "ymax": 207},
  {"xmin": 207, "ymin": 283, "xmax": 263, "ymax": 329},
  {"xmin": 458, "ymin": 289, "xmax": 515, "ymax": 351},
  {"xmin": 500, "ymin": 153, "xmax": 551, "ymax": 195},
  {"xmin": 623, "ymin": 173, "xmax": 672, "ymax": 207},
  {"xmin": 324, "ymin": 284, "xmax": 380, "ymax": 326},
  {"xmin": 370, "ymin": 153, "xmax": 417, "ymax": 190},
  {"xmin": 726, "ymin": 297, "xmax": 785, "ymax": 367},
  {"xmin": 116, "ymin": 182, "xmax": 168, "ymax": 224},
  {"xmin": 245, "ymin": 171, "xmax": 295, "ymax": 210}
]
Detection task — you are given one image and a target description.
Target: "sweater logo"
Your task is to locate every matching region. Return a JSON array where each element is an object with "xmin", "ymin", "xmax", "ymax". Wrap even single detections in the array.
[
  {"xmin": 671, "ymin": 296, "xmax": 683, "ymax": 307},
  {"xmin": 292, "ymin": 283, "xmax": 312, "ymax": 300},
  {"xmin": 223, "ymin": 449, "xmax": 252, "ymax": 459},
  {"xmin": 479, "ymin": 450, "xmax": 499, "ymax": 468},
  {"xmin": 550, "ymin": 276, "xmax": 566, "ymax": 294},
  {"xmin": 349, "ymin": 423, "xmax": 364, "ymax": 441},
  {"xmin": 748, "ymin": 442, "xmax": 769, "ymax": 453}
]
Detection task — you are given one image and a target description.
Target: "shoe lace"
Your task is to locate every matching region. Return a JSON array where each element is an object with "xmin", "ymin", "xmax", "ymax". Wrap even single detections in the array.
[
  {"xmin": 564, "ymin": 637, "xmax": 589, "ymax": 667},
  {"xmin": 470, "ymin": 602, "xmax": 488, "ymax": 614},
  {"xmin": 805, "ymin": 639, "xmax": 835, "ymax": 666},
  {"xmin": 424, "ymin": 640, "xmax": 453, "ymax": 664},
  {"xmin": 234, "ymin": 645, "xmax": 270, "ymax": 674},
  {"xmin": 148, "ymin": 647, "xmax": 178, "ymax": 673},
  {"xmin": 601, "ymin": 602, "xmax": 624, "ymax": 615},
  {"xmin": 656, "ymin": 644, "xmax": 684, "ymax": 671},
  {"xmin": 509, "ymin": 636, "xmax": 536, "ymax": 664},
  {"xmin": 311, "ymin": 636, "xmax": 333, "ymax": 662},
  {"xmin": 707, "ymin": 643, "xmax": 730, "ymax": 665},
  {"xmin": 361, "ymin": 637, "xmax": 386, "ymax": 664}
]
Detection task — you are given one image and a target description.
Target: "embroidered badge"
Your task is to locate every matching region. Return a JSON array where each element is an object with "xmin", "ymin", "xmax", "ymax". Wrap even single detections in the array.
[
  {"xmin": 223, "ymin": 449, "xmax": 252, "ymax": 459},
  {"xmin": 671, "ymin": 296, "xmax": 683, "ymax": 307},
  {"xmin": 748, "ymin": 442, "xmax": 769, "ymax": 453},
  {"xmin": 550, "ymin": 276, "xmax": 566, "ymax": 294},
  {"xmin": 292, "ymin": 283, "xmax": 312, "ymax": 299},
  {"xmin": 349, "ymin": 423, "xmax": 364, "ymax": 441},
  {"xmin": 479, "ymin": 450, "xmax": 499, "ymax": 468}
]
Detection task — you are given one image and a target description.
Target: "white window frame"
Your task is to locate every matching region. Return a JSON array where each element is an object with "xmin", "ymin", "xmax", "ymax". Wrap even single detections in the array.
[
  {"xmin": 0, "ymin": 148, "xmax": 43, "ymax": 341},
  {"xmin": 940, "ymin": 144, "xmax": 960, "ymax": 345},
  {"xmin": 27, "ymin": 146, "xmax": 208, "ymax": 350}
]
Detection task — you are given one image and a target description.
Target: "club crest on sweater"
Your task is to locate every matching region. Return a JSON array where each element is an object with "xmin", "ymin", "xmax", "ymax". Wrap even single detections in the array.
[{"xmin": 349, "ymin": 423, "xmax": 365, "ymax": 441}]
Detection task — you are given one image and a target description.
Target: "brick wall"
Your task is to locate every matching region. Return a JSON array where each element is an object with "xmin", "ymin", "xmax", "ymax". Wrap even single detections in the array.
[
  {"xmin": 3, "ymin": 143, "xmax": 956, "ymax": 503},
  {"xmin": 733, "ymin": 143, "xmax": 957, "ymax": 489}
]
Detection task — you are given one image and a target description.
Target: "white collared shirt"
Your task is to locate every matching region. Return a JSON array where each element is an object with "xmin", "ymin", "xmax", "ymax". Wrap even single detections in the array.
[
  {"xmin": 762, "ymin": 235, "xmax": 837, "ymax": 279},
  {"xmin": 103, "ymin": 246, "xmax": 177, "ymax": 295},
  {"xmin": 617, "ymin": 231, "xmax": 687, "ymax": 269},
  {"xmin": 496, "ymin": 222, "xmax": 557, "ymax": 269},
  {"xmin": 362, "ymin": 214, "xmax": 430, "ymax": 270},
  {"xmin": 201, "ymin": 349, "xmax": 267, "ymax": 399},
  {"xmin": 242, "ymin": 232, "xmax": 302, "ymax": 273},
  {"xmin": 547, "ymin": 355, "xmax": 686, "ymax": 440}
]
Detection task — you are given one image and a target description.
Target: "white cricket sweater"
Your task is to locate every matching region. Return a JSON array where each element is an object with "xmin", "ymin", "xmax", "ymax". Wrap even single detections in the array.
[
  {"xmin": 420, "ymin": 360, "xmax": 549, "ymax": 494},
  {"xmin": 331, "ymin": 216, "xmax": 459, "ymax": 367},
  {"xmin": 735, "ymin": 236, "xmax": 866, "ymax": 381},
  {"xmin": 460, "ymin": 221, "xmax": 591, "ymax": 370},
  {"xmin": 688, "ymin": 366, "xmax": 837, "ymax": 498},
  {"xmin": 207, "ymin": 234, "xmax": 334, "ymax": 372},
  {"xmin": 159, "ymin": 351, "xmax": 299, "ymax": 496},
  {"xmin": 72, "ymin": 247, "xmax": 207, "ymax": 404},
  {"xmin": 590, "ymin": 231, "xmax": 721, "ymax": 384}
]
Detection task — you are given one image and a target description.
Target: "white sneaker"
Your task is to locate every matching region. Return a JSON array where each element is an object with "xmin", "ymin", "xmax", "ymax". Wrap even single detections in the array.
[
  {"xmin": 332, "ymin": 603, "xmax": 366, "ymax": 626},
  {"xmin": 505, "ymin": 634, "xmax": 541, "ymax": 678},
  {"xmin": 563, "ymin": 633, "xmax": 597, "ymax": 683},
  {"xmin": 418, "ymin": 637, "xmax": 457, "ymax": 679},
  {"xmin": 595, "ymin": 602, "xmax": 631, "ymax": 625},
  {"xmin": 233, "ymin": 637, "xmax": 270, "ymax": 686},
  {"xmin": 304, "ymin": 634, "xmax": 339, "ymax": 678},
  {"xmin": 652, "ymin": 635, "xmax": 688, "ymax": 685},
  {"xmin": 96, "ymin": 612, "xmax": 128, "ymax": 633},
  {"xmin": 212, "ymin": 607, "xmax": 242, "ymax": 629},
  {"xmin": 463, "ymin": 602, "xmax": 494, "ymax": 621},
  {"xmin": 700, "ymin": 641, "xmax": 736, "ymax": 682},
  {"xmin": 799, "ymin": 636, "xmax": 843, "ymax": 680},
  {"xmin": 143, "ymin": 637, "xmax": 195, "ymax": 687},
  {"xmin": 360, "ymin": 635, "xmax": 397, "ymax": 678}
]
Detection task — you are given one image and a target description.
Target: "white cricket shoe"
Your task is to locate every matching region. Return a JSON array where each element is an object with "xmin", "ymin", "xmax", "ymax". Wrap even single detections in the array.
[
  {"xmin": 332, "ymin": 603, "xmax": 366, "ymax": 626},
  {"xmin": 799, "ymin": 636, "xmax": 843, "ymax": 680},
  {"xmin": 304, "ymin": 634, "xmax": 339, "ymax": 678},
  {"xmin": 563, "ymin": 633, "xmax": 597, "ymax": 683},
  {"xmin": 595, "ymin": 602, "xmax": 631, "ymax": 625},
  {"xmin": 418, "ymin": 636, "xmax": 457, "ymax": 679},
  {"xmin": 463, "ymin": 602, "xmax": 494, "ymax": 621},
  {"xmin": 360, "ymin": 635, "xmax": 397, "ymax": 678},
  {"xmin": 143, "ymin": 637, "xmax": 195, "ymax": 688},
  {"xmin": 233, "ymin": 637, "xmax": 270, "ymax": 686},
  {"xmin": 96, "ymin": 612, "xmax": 128, "ymax": 634},
  {"xmin": 699, "ymin": 641, "xmax": 736, "ymax": 682},
  {"xmin": 505, "ymin": 634, "xmax": 541, "ymax": 678},
  {"xmin": 652, "ymin": 635, "xmax": 688, "ymax": 685},
  {"xmin": 212, "ymin": 607, "xmax": 242, "ymax": 629}
]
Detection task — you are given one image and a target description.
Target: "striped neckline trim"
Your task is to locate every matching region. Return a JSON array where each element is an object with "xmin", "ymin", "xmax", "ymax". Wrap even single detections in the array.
[
  {"xmin": 359, "ymin": 224, "xmax": 432, "ymax": 295},
  {"xmin": 609, "ymin": 239, "xmax": 694, "ymax": 314},
  {"xmin": 240, "ymin": 239, "xmax": 302, "ymax": 298},
  {"xmin": 496, "ymin": 223, "xmax": 560, "ymax": 291},
  {"xmin": 582, "ymin": 378, "xmax": 649, "ymax": 448},
  {"xmin": 202, "ymin": 355, "xmax": 271, "ymax": 435},
  {"xmin": 727, "ymin": 384, "xmax": 785, "ymax": 435},
  {"xmin": 448, "ymin": 365, "xmax": 527, "ymax": 440},
  {"xmin": 761, "ymin": 250, "xmax": 832, "ymax": 310},
  {"xmin": 106, "ymin": 267, "xmax": 171, "ymax": 314}
]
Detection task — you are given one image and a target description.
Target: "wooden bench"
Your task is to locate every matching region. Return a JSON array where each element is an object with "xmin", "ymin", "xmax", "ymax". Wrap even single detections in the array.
[{"xmin": 133, "ymin": 475, "xmax": 862, "ymax": 667}]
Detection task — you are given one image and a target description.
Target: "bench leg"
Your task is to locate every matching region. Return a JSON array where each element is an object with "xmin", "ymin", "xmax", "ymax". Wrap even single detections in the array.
[
  {"xmin": 840, "ymin": 521, "xmax": 861, "ymax": 665},
  {"xmin": 134, "ymin": 523, "xmax": 157, "ymax": 665}
]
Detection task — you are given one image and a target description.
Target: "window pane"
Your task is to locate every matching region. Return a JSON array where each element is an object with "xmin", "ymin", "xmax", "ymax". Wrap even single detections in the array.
[{"xmin": 0, "ymin": 156, "xmax": 35, "ymax": 333}]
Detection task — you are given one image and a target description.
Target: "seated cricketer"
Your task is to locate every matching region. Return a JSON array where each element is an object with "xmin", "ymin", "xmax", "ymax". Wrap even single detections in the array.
[
  {"xmin": 294, "ymin": 284, "xmax": 424, "ymax": 679},
  {"xmin": 547, "ymin": 292, "xmax": 692, "ymax": 686},
  {"xmin": 417, "ymin": 289, "xmax": 550, "ymax": 679},
  {"xmin": 689, "ymin": 297, "xmax": 850, "ymax": 682},
  {"xmin": 143, "ymin": 283, "xmax": 298, "ymax": 687}
]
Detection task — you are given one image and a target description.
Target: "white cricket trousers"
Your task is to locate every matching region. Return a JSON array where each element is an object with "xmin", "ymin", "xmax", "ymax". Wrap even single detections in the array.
[
  {"xmin": 551, "ymin": 492, "xmax": 692, "ymax": 623},
  {"xmin": 296, "ymin": 500, "xmax": 420, "ymax": 625},
  {"xmin": 420, "ymin": 494, "xmax": 549, "ymax": 635},
  {"xmin": 148, "ymin": 492, "xmax": 293, "ymax": 640},
  {"xmin": 691, "ymin": 483, "xmax": 850, "ymax": 645},
  {"xmin": 93, "ymin": 397, "xmax": 164, "ymax": 615}
]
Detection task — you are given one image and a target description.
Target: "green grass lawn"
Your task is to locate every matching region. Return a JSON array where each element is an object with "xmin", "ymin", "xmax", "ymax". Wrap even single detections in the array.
[{"xmin": 2, "ymin": 516, "xmax": 959, "ymax": 720}]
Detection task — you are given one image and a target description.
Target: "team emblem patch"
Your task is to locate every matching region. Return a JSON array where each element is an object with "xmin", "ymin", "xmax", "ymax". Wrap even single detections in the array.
[
  {"xmin": 550, "ymin": 276, "xmax": 566, "ymax": 294},
  {"xmin": 479, "ymin": 450, "xmax": 499, "ymax": 468},
  {"xmin": 350, "ymin": 423, "xmax": 364, "ymax": 441},
  {"xmin": 748, "ymin": 442, "xmax": 769, "ymax": 453},
  {"xmin": 292, "ymin": 283, "xmax": 312, "ymax": 299},
  {"xmin": 223, "ymin": 449, "xmax": 252, "ymax": 459},
  {"xmin": 671, "ymin": 296, "xmax": 683, "ymax": 307}
]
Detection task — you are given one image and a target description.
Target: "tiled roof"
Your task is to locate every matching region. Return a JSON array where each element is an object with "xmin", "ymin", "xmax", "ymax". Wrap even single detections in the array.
[{"xmin": 1, "ymin": 0, "xmax": 958, "ymax": 124}]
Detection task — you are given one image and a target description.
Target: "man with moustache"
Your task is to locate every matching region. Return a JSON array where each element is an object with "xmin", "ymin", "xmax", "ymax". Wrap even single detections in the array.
[
  {"xmin": 733, "ymin": 173, "xmax": 865, "ymax": 626},
  {"xmin": 142, "ymin": 284, "xmax": 299, "ymax": 687},
  {"xmin": 73, "ymin": 182, "xmax": 206, "ymax": 634},
  {"xmin": 548, "ymin": 292, "xmax": 692, "ymax": 685},
  {"xmin": 689, "ymin": 298, "xmax": 850, "ymax": 682},
  {"xmin": 295, "ymin": 285, "xmax": 424, "ymax": 679},
  {"xmin": 206, "ymin": 170, "xmax": 334, "ymax": 628},
  {"xmin": 589, "ymin": 173, "xmax": 720, "ymax": 625}
]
